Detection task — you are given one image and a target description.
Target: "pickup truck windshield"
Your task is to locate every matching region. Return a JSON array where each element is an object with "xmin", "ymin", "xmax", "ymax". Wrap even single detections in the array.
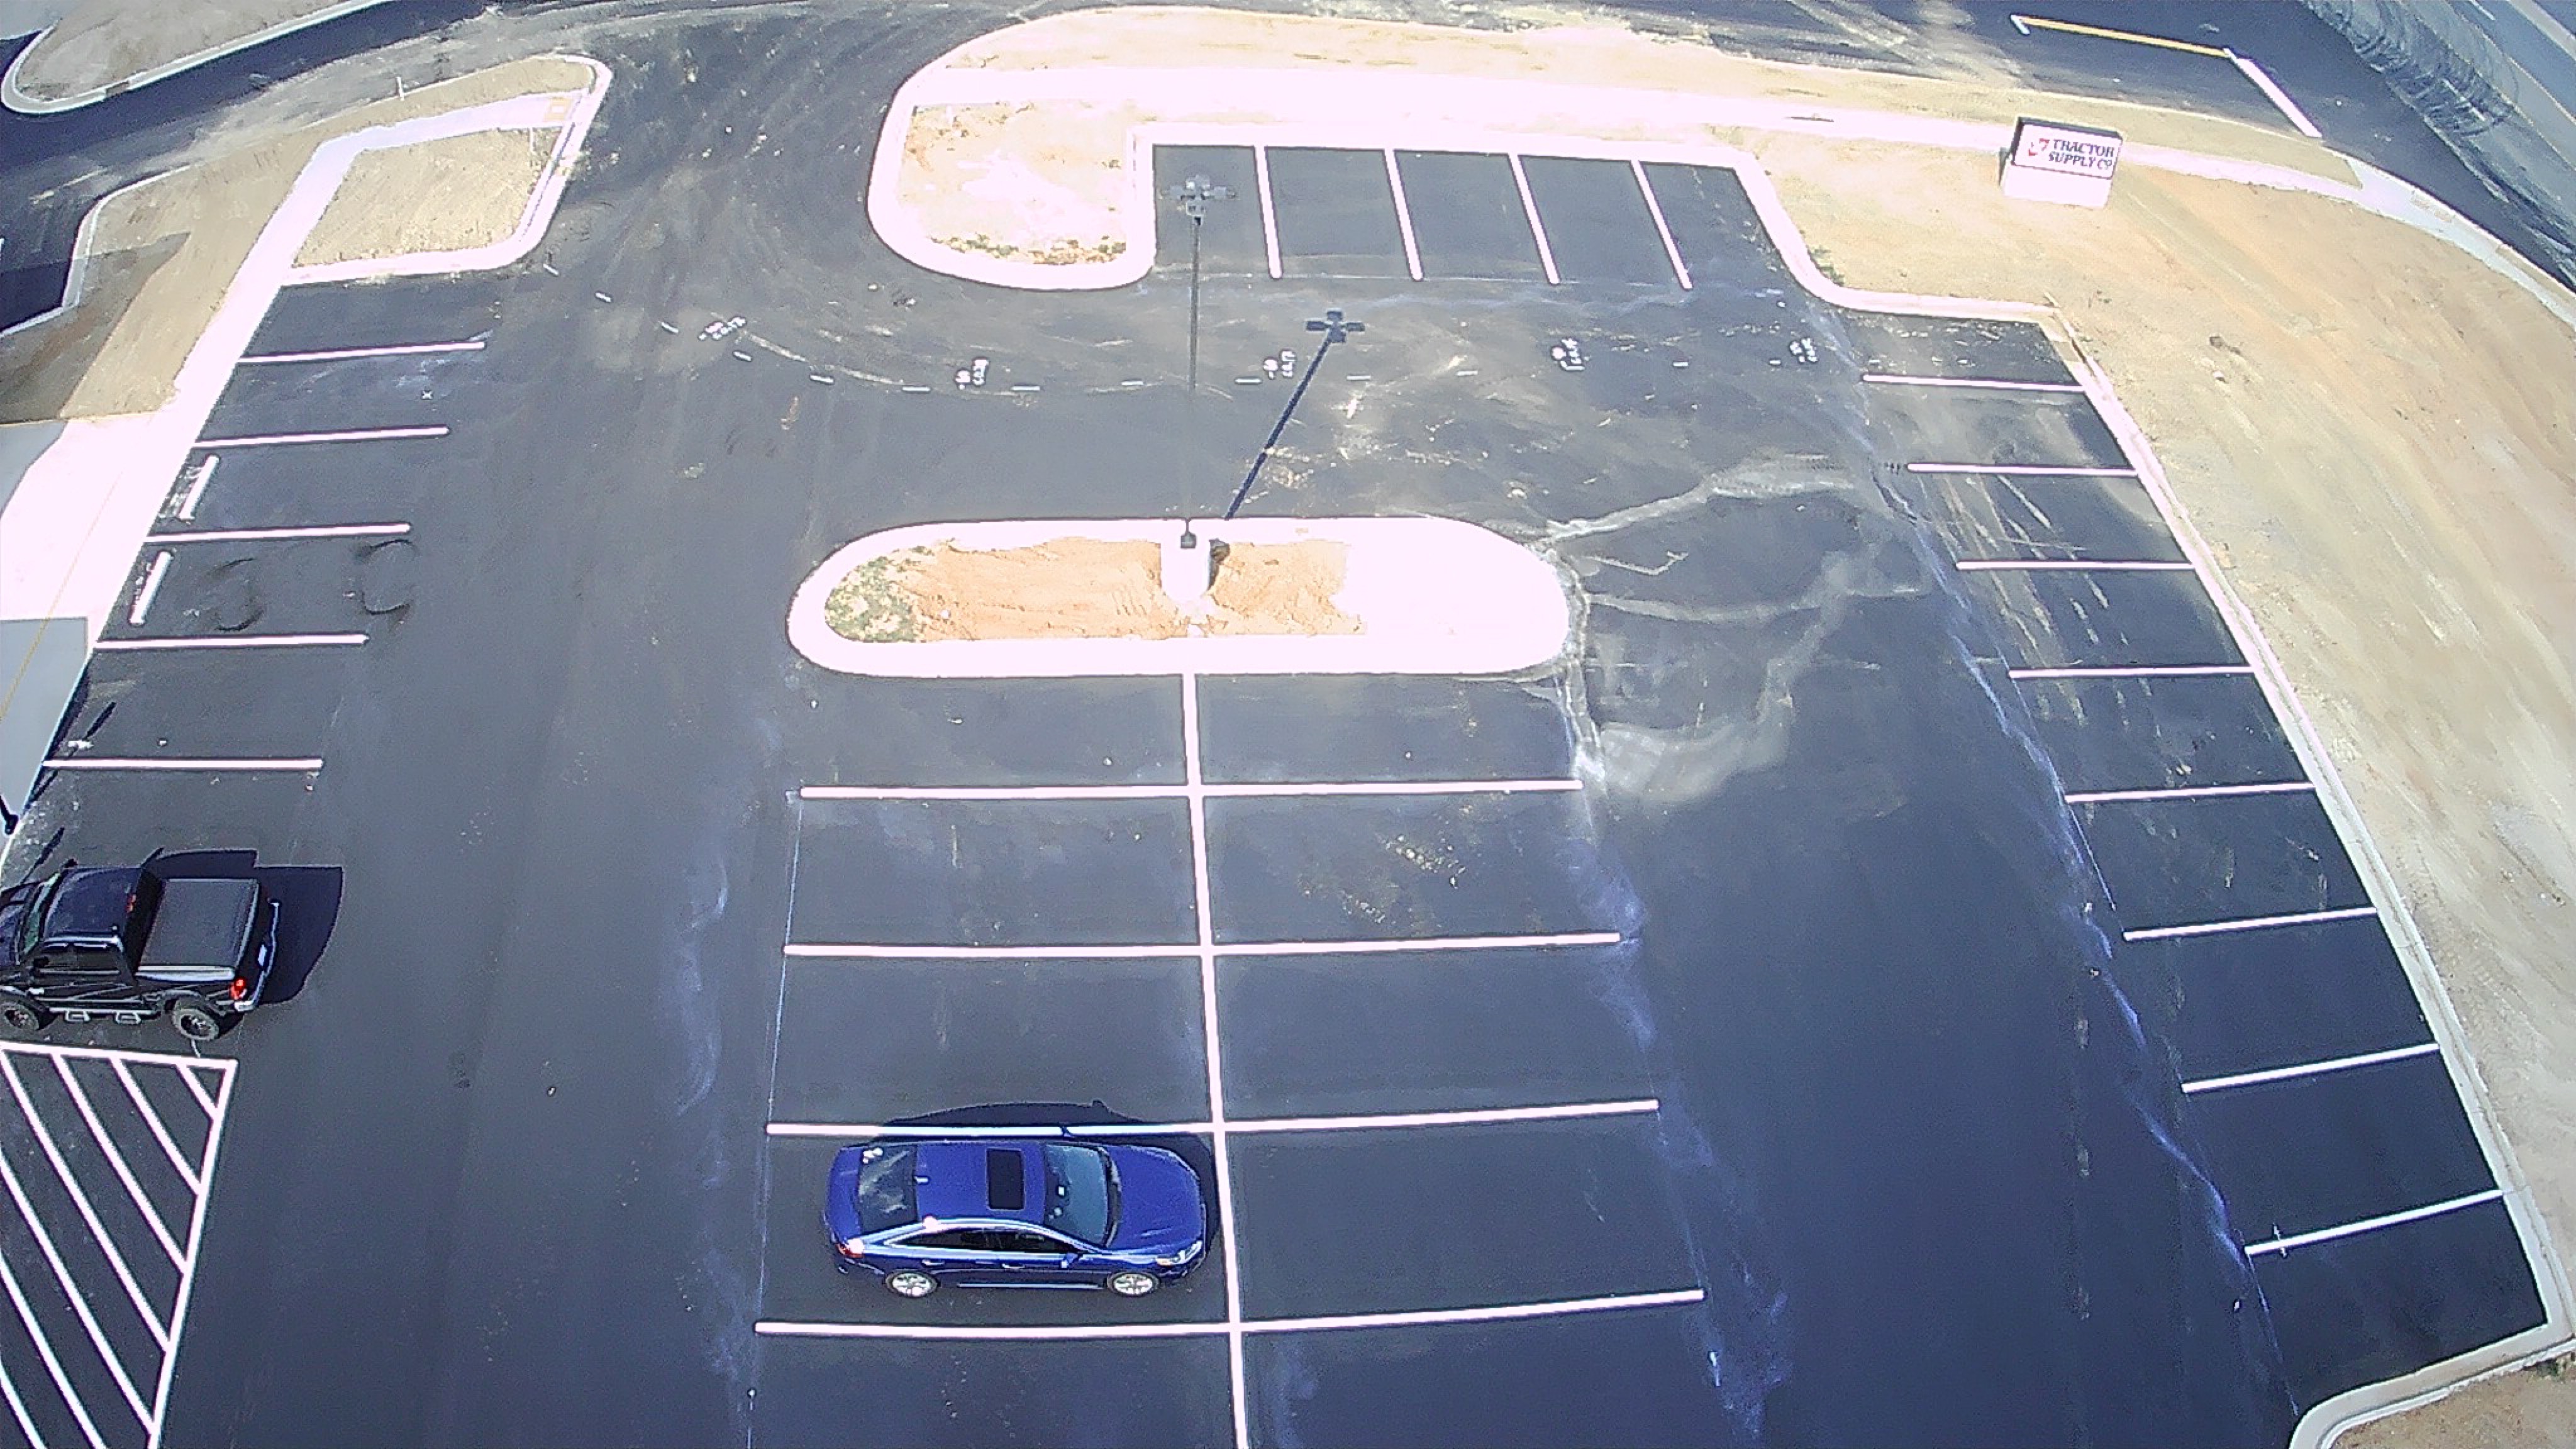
[{"xmin": 17, "ymin": 877, "xmax": 60, "ymax": 958}]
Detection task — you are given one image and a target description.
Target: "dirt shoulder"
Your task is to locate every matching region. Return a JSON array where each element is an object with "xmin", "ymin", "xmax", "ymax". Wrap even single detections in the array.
[
  {"xmin": 884, "ymin": 8, "xmax": 2576, "ymax": 1445},
  {"xmin": 4, "ymin": 0, "xmax": 390, "ymax": 109},
  {"xmin": 0, "ymin": 54, "xmax": 591, "ymax": 421},
  {"xmin": 294, "ymin": 125, "xmax": 553, "ymax": 267}
]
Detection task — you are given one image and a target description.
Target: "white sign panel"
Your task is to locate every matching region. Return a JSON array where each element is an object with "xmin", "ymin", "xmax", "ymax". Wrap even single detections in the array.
[{"xmin": 2001, "ymin": 118, "xmax": 2123, "ymax": 208}]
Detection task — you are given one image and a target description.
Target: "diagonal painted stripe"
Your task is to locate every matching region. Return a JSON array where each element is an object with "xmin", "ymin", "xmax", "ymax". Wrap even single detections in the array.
[
  {"xmin": 1245, "ymin": 1287, "xmax": 1706, "ymax": 1335},
  {"xmin": 1631, "ymin": 159, "xmax": 1692, "ymax": 290},
  {"xmin": 194, "ymin": 425, "xmax": 447, "ymax": 448},
  {"xmin": 51, "ymin": 1058, "xmax": 184, "ymax": 1267},
  {"xmin": 0, "ymin": 1107, "xmax": 157, "ymax": 1424},
  {"xmin": 150, "ymin": 523, "xmax": 409, "ymax": 543},
  {"xmin": 0, "ymin": 1055, "xmax": 171, "ymax": 1357},
  {"xmin": 2124, "ymin": 904, "xmax": 2377, "ymax": 942},
  {"xmin": 2063, "ymin": 780, "xmax": 2313, "ymax": 805},
  {"xmin": 0, "ymin": 1237, "xmax": 106, "ymax": 1449},
  {"xmin": 237, "ymin": 340, "xmax": 483, "ymax": 364},
  {"xmin": 1509, "ymin": 153, "xmax": 1560, "ymax": 286},
  {"xmin": 0, "ymin": 1346, "xmax": 46, "ymax": 1449},
  {"xmin": 111, "ymin": 1059, "xmax": 200, "ymax": 1196},
  {"xmin": 2011, "ymin": 12, "xmax": 2229, "ymax": 56}
]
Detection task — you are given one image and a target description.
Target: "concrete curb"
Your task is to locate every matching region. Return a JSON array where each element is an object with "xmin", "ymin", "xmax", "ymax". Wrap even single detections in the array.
[
  {"xmin": 786, "ymin": 517, "xmax": 1570, "ymax": 678},
  {"xmin": 1, "ymin": 0, "xmax": 393, "ymax": 114}
]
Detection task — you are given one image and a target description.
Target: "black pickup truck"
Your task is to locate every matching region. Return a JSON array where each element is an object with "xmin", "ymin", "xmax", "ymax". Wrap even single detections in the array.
[{"xmin": 0, "ymin": 861, "xmax": 281, "ymax": 1041}]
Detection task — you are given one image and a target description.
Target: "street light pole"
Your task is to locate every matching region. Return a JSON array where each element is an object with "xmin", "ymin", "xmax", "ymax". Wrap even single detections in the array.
[
  {"xmin": 1223, "ymin": 308, "xmax": 1363, "ymax": 521},
  {"xmin": 1167, "ymin": 175, "xmax": 1232, "ymax": 552}
]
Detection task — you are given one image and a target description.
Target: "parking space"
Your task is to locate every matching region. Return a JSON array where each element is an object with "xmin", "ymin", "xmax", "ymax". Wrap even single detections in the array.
[
  {"xmin": 1860, "ymin": 329, "xmax": 2549, "ymax": 1406},
  {"xmin": 0, "ymin": 1043, "xmax": 233, "ymax": 1449},
  {"xmin": 242, "ymin": 275, "xmax": 507, "ymax": 358},
  {"xmin": 755, "ymin": 1334, "xmax": 1236, "ymax": 1449},
  {"xmin": 757, "ymin": 667, "xmax": 1693, "ymax": 1447},
  {"xmin": 1264, "ymin": 147, "xmax": 1407, "ymax": 280},
  {"xmin": 1391, "ymin": 151, "xmax": 1545, "ymax": 281},
  {"xmin": 1150, "ymin": 145, "xmax": 1268, "ymax": 277},
  {"xmin": 1516, "ymin": 155, "xmax": 1675, "ymax": 287}
]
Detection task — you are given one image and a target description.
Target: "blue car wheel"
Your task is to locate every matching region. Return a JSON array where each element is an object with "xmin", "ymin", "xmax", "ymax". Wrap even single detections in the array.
[
  {"xmin": 884, "ymin": 1269, "xmax": 939, "ymax": 1298},
  {"xmin": 1108, "ymin": 1270, "xmax": 1158, "ymax": 1297}
]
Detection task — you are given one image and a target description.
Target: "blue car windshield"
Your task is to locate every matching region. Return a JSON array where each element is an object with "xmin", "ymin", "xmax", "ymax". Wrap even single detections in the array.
[
  {"xmin": 853, "ymin": 1145, "xmax": 919, "ymax": 1232},
  {"xmin": 1041, "ymin": 1143, "xmax": 1116, "ymax": 1245}
]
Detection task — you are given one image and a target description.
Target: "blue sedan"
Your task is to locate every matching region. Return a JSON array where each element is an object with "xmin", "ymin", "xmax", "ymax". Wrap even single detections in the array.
[{"xmin": 824, "ymin": 1136, "xmax": 1208, "ymax": 1298}]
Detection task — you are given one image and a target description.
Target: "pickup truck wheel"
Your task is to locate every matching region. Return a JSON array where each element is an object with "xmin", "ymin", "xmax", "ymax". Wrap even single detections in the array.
[
  {"xmin": 883, "ymin": 1270, "xmax": 938, "ymax": 1299},
  {"xmin": 167, "ymin": 999, "xmax": 222, "ymax": 1042},
  {"xmin": 0, "ymin": 996, "xmax": 43, "ymax": 1034}
]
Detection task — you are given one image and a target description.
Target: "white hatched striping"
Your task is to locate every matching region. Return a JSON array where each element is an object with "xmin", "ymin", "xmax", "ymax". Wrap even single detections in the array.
[{"xmin": 0, "ymin": 1043, "xmax": 235, "ymax": 1449}]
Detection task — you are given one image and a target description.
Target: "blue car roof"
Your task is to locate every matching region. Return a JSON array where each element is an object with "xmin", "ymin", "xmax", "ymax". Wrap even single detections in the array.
[{"xmin": 912, "ymin": 1140, "xmax": 1046, "ymax": 1226}]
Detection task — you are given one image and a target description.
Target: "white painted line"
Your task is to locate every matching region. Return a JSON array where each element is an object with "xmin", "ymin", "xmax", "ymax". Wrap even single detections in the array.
[
  {"xmin": 1631, "ymin": 159, "xmax": 1692, "ymax": 289},
  {"xmin": 2063, "ymin": 780, "xmax": 2314, "ymax": 805},
  {"xmin": 1245, "ymin": 1286, "xmax": 1706, "ymax": 1336},
  {"xmin": 2008, "ymin": 665, "xmax": 2255, "ymax": 680},
  {"xmin": 172, "ymin": 455, "xmax": 218, "ymax": 522},
  {"xmin": 1219, "ymin": 931, "xmax": 1626, "ymax": 957},
  {"xmin": 2123, "ymin": 904, "xmax": 2378, "ymax": 942},
  {"xmin": 111, "ymin": 1059, "xmax": 199, "ymax": 1195},
  {"xmin": 2245, "ymin": 1189, "xmax": 2504, "ymax": 1257},
  {"xmin": 798, "ymin": 779, "xmax": 1580, "ymax": 802},
  {"xmin": 784, "ymin": 941, "xmax": 1196, "ymax": 960},
  {"xmin": 2182, "ymin": 1041, "xmax": 2440, "ymax": 1096},
  {"xmin": 126, "ymin": 551, "xmax": 172, "ymax": 628},
  {"xmin": 236, "ymin": 339, "xmax": 484, "ymax": 365},
  {"xmin": 94, "ymin": 634, "xmax": 366, "ymax": 652},
  {"xmin": 753, "ymin": 1287, "xmax": 1705, "ymax": 1343},
  {"xmin": 0, "ymin": 1055, "xmax": 170, "ymax": 1355},
  {"xmin": 1253, "ymin": 144, "xmax": 1280, "ymax": 280},
  {"xmin": 1509, "ymin": 153, "xmax": 1560, "ymax": 285},
  {"xmin": 45, "ymin": 757, "xmax": 324, "ymax": 774},
  {"xmin": 192, "ymin": 425, "xmax": 447, "ymax": 448},
  {"xmin": 1229, "ymin": 1098, "xmax": 1660, "ymax": 1135},
  {"xmin": 1954, "ymin": 559, "xmax": 2194, "ymax": 572},
  {"xmin": 0, "ymin": 1064, "xmax": 160, "ymax": 1428},
  {"xmin": 177, "ymin": 1069, "xmax": 217, "ymax": 1123},
  {"xmin": 0, "ymin": 1239, "xmax": 104, "ymax": 1449},
  {"xmin": 1384, "ymin": 149, "xmax": 1423, "ymax": 282},
  {"xmin": 765, "ymin": 1098, "xmax": 1660, "ymax": 1140},
  {"xmin": 152, "ymin": 523, "xmax": 409, "ymax": 543},
  {"xmin": 1905, "ymin": 463, "xmax": 2138, "ymax": 477},
  {"xmin": 0, "ymin": 1350, "xmax": 45, "ymax": 1449},
  {"xmin": 2228, "ymin": 52, "xmax": 2324, "ymax": 138},
  {"xmin": 147, "ymin": 1063, "xmax": 231, "ymax": 1449},
  {"xmin": 1862, "ymin": 373, "xmax": 2085, "ymax": 393},
  {"xmin": 52, "ymin": 1057, "xmax": 184, "ymax": 1267},
  {"xmin": 1180, "ymin": 673, "xmax": 1252, "ymax": 1449}
]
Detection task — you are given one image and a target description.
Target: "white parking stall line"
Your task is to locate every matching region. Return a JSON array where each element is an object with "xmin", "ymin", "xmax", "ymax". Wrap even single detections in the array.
[
  {"xmin": 797, "ymin": 779, "xmax": 1580, "ymax": 802},
  {"xmin": 236, "ymin": 339, "xmax": 485, "ymax": 365},
  {"xmin": 2228, "ymin": 52, "xmax": 2324, "ymax": 138},
  {"xmin": 126, "ymin": 553, "xmax": 172, "ymax": 628},
  {"xmin": 172, "ymin": 457, "xmax": 218, "ymax": 523},
  {"xmin": 1629, "ymin": 160, "xmax": 1692, "ymax": 290},
  {"xmin": 1508, "ymin": 153, "xmax": 1560, "ymax": 286},
  {"xmin": 109, "ymin": 1062, "xmax": 198, "ymax": 1196},
  {"xmin": 93, "ymin": 634, "xmax": 367, "ymax": 652},
  {"xmin": 2063, "ymin": 780, "xmax": 2314, "ymax": 805},
  {"xmin": 151, "ymin": 523, "xmax": 410, "ymax": 544},
  {"xmin": 1178, "ymin": 673, "xmax": 1253, "ymax": 1449},
  {"xmin": 1862, "ymin": 373, "xmax": 2087, "ymax": 393},
  {"xmin": 2245, "ymin": 1188, "xmax": 2505, "ymax": 1258},
  {"xmin": 2123, "ymin": 904, "xmax": 2379, "ymax": 943},
  {"xmin": 0, "ymin": 1055, "xmax": 171, "ymax": 1358},
  {"xmin": 2007, "ymin": 665, "xmax": 2255, "ymax": 681},
  {"xmin": 1904, "ymin": 464, "xmax": 2139, "ymax": 477},
  {"xmin": 0, "ymin": 1241, "xmax": 106, "ymax": 1449},
  {"xmin": 0, "ymin": 1113, "xmax": 157, "ymax": 1428},
  {"xmin": 174, "ymin": 1070, "xmax": 216, "ymax": 1124},
  {"xmin": 1383, "ymin": 150, "xmax": 1423, "ymax": 282},
  {"xmin": 764, "ymin": 1097, "xmax": 1662, "ymax": 1141},
  {"xmin": 1253, "ymin": 145, "xmax": 1281, "ymax": 280},
  {"xmin": 2181, "ymin": 1041, "xmax": 2441, "ymax": 1096},
  {"xmin": 784, "ymin": 930, "xmax": 1623, "ymax": 962},
  {"xmin": 192, "ymin": 425, "xmax": 447, "ymax": 448},
  {"xmin": 44, "ymin": 757, "xmax": 323, "ymax": 774},
  {"xmin": 1953, "ymin": 559, "xmax": 2195, "ymax": 572},
  {"xmin": 49, "ymin": 1060, "xmax": 183, "ymax": 1269},
  {"xmin": 753, "ymin": 1287, "xmax": 1706, "ymax": 1343}
]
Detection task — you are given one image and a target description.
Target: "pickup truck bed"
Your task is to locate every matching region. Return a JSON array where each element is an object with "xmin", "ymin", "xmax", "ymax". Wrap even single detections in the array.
[{"xmin": 138, "ymin": 877, "xmax": 258, "ymax": 974}]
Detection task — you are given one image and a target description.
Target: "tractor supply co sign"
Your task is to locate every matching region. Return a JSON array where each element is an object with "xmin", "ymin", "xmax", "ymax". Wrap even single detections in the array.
[{"xmin": 2001, "ymin": 118, "xmax": 2123, "ymax": 208}]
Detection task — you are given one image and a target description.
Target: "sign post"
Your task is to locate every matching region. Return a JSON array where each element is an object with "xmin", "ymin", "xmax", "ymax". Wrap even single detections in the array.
[{"xmin": 2001, "ymin": 118, "xmax": 2123, "ymax": 208}]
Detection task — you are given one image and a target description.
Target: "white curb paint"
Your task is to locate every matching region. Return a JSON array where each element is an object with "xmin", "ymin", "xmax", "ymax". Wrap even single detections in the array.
[{"xmin": 787, "ymin": 517, "xmax": 1571, "ymax": 678}]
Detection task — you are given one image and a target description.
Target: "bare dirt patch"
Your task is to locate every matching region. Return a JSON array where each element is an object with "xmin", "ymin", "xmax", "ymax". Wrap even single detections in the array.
[
  {"xmin": 823, "ymin": 538, "xmax": 1357, "ymax": 641},
  {"xmin": 899, "ymin": 102, "xmax": 1134, "ymax": 267},
  {"xmin": 294, "ymin": 126, "xmax": 551, "ymax": 266},
  {"xmin": 0, "ymin": 55, "xmax": 589, "ymax": 420}
]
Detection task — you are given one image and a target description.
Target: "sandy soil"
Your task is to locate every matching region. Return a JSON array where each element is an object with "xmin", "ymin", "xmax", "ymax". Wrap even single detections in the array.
[
  {"xmin": 887, "ymin": 9, "xmax": 2576, "ymax": 1443},
  {"xmin": 8, "ymin": 0, "xmax": 386, "ymax": 104},
  {"xmin": 824, "ymin": 538, "xmax": 1355, "ymax": 641},
  {"xmin": 900, "ymin": 102, "xmax": 1135, "ymax": 265},
  {"xmin": 0, "ymin": 55, "xmax": 589, "ymax": 420},
  {"xmin": 294, "ymin": 126, "xmax": 551, "ymax": 267}
]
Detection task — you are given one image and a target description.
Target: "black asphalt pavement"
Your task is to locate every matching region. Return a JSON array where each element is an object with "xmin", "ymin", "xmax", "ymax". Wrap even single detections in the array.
[{"xmin": 0, "ymin": 4, "xmax": 2554, "ymax": 1448}]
